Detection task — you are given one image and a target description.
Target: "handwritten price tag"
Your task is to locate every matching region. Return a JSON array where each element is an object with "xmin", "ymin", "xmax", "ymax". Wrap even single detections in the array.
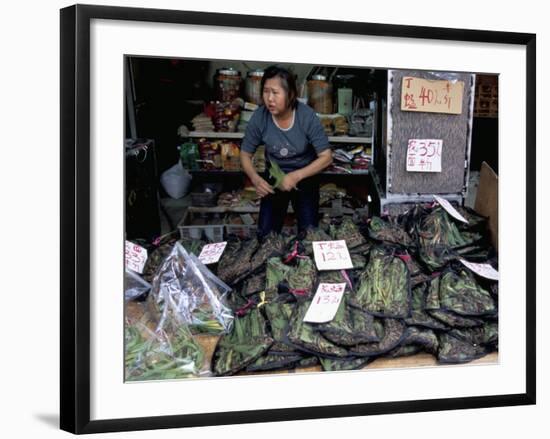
[
  {"xmin": 313, "ymin": 240, "xmax": 353, "ymax": 271},
  {"xmin": 125, "ymin": 241, "xmax": 148, "ymax": 274},
  {"xmin": 401, "ymin": 76, "xmax": 464, "ymax": 115},
  {"xmin": 460, "ymin": 259, "xmax": 499, "ymax": 280},
  {"xmin": 434, "ymin": 195, "xmax": 469, "ymax": 224},
  {"xmin": 406, "ymin": 139, "xmax": 442, "ymax": 172},
  {"xmin": 198, "ymin": 242, "xmax": 227, "ymax": 265},
  {"xmin": 303, "ymin": 283, "xmax": 347, "ymax": 323}
]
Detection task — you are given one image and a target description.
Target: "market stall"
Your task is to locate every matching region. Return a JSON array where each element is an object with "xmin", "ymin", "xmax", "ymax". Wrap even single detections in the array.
[{"xmin": 123, "ymin": 58, "xmax": 499, "ymax": 381}]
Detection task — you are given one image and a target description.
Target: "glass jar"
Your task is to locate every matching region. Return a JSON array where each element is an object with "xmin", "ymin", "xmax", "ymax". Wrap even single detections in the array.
[
  {"xmin": 307, "ymin": 74, "xmax": 333, "ymax": 114},
  {"xmin": 245, "ymin": 69, "xmax": 264, "ymax": 105},
  {"xmin": 214, "ymin": 68, "xmax": 242, "ymax": 102}
]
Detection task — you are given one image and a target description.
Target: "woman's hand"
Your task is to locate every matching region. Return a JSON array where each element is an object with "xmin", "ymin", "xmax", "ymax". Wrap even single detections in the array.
[
  {"xmin": 252, "ymin": 175, "xmax": 275, "ymax": 198},
  {"xmin": 279, "ymin": 171, "xmax": 302, "ymax": 192}
]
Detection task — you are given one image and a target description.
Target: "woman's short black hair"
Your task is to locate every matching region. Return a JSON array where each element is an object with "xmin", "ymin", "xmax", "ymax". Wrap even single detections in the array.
[{"xmin": 260, "ymin": 65, "xmax": 298, "ymax": 109}]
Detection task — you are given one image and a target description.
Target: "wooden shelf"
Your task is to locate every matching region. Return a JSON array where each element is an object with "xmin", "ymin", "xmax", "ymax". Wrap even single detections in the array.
[
  {"xmin": 188, "ymin": 131, "xmax": 372, "ymax": 143},
  {"xmin": 187, "ymin": 205, "xmax": 356, "ymax": 215}
]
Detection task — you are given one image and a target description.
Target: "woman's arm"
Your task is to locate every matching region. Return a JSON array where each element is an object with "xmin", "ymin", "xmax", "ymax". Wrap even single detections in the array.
[
  {"xmin": 279, "ymin": 149, "xmax": 333, "ymax": 192},
  {"xmin": 240, "ymin": 150, "xmax": 275, "ymax": 197}
]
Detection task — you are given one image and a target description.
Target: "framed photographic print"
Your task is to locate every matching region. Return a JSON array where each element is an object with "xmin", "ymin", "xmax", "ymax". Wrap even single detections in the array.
[{"xmin": 60, "ymin": 4, "xmax": 536, "ymax": 434}]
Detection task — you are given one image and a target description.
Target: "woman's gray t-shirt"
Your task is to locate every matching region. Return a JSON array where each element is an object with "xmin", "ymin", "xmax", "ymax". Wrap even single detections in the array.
[{"xmin": 240, "ymin": 102, "xmax": 331, "ymax": 172}]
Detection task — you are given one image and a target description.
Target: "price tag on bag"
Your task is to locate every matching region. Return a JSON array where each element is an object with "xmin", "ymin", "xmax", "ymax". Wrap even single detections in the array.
[
  {"xmin": 459, "ymin": 258, "xmax": 499, "ymax": 280},
  {"xmin": 198, "ymin": 242, "xmax": 227, "ymax": 265},
  {"xmin": 303, "ymin": 283, "xmax": 347, "ymax": 323},
  {"xmin": 433, "ymin": 195, "xmax": 469, "ymax": 224},
  {"xmin": 125, "ymin": 241, "xmax": 148, "ymax": 274},
  {"xmin": 313, "ymin": 240, "xmax": 353, "ymax": 270}
]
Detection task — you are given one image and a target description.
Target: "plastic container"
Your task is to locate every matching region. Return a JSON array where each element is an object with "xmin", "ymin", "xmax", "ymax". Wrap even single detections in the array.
[
  {"xmin": 178, "ymin": 211, "xmax": 225, "ymax": 242},
  {"xmin": 245, "ymin": 69, "xmax": 264, "ymax": 105},
  {"xmin": 214, "ymin": 68, "xmax": 242, "ymax": 102},
  {"xmin": 307, "ymin": 74, "xmax": 333, "ymax": 114}
]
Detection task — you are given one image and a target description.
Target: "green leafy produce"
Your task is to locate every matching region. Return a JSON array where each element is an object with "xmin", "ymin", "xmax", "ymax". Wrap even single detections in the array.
[
  {"xmin": 269, "ymin": 161, "xmax": 286, "ymax": 190},
  {"xmin": 125, "ymin": 323, "xmax": 205, "ymax": 381}
]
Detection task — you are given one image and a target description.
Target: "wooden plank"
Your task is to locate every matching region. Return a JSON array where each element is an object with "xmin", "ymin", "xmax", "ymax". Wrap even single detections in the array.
[{"xmin": 474, "ymin": 161, "xmax": 499, "ymax": 251}]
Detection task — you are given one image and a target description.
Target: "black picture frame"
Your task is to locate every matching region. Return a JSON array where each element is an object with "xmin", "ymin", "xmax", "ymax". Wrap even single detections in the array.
[{"xmin": 60, "ymin": 4, "xmax": 536, "ymax": 434}]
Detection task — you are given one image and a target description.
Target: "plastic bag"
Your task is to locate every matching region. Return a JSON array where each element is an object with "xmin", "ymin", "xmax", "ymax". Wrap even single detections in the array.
[
  {"xmin": 124, "ymin": 268, "xmax": 152, "ymax": 301},
  {"xmin": 125, "ymin": 320, "xmax": 208, "ymax": 381},
  {"xmin": 160, "ymin": 160, "xmax": 192, "ymax": 199},
  {"xmin": 150, "ymin": 243, "xmax": 234, "ymax": 335}
]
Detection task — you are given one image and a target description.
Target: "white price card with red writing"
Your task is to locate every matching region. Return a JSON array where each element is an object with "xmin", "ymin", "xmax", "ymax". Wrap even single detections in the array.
[
  {"xmin": 459, "ymin": 258, "xmax": 499, "ymax": 281},
  {"xmin": 198, "ymin": 242, "xmax": 227, "ymax": 265},
  {"xmin": 312, "ymin": 240, "xmax": 353, "ymax": 271},
  {"xmin": 406, "ymin": 139, "xmax": 442, "ymax": 173},
  {"xmin": 125, "ymin": 241, "xmax": 148, "ymax": 274},
  {"xmin": 303, "ymin": 283, "xmax": 347, "ymax": 323},
  {"xmin": 433, "ymin": 195, "xmax": 469, "ymax": 224}
]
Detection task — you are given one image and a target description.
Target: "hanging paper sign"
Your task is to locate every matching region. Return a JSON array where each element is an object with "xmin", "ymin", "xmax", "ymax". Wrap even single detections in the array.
[
  {"xmin": 406, "ymin": 139, "xmax": 443, "ymax": 172},
  {"xmin": 434, "ymin": 195, "xmax": 469, "ymax": 224},
  {"xmin": 401, "ymin": 76, "xmax": 464, "ymax": 114},
  {"xmin": 125, "ymin": 241, "xmax": 148, "ymax": 274},
  {"xmin": 313, "ymin": 240, "xmax": 353, "ymax": 270},
  {"xmin": 459, "ymin": 259, "xmax": 499, "ymax": 280},
  {"xmin": 303, "ymin": 283, "xmax": 347, "ymax": 323},
  {"xmin": 198, "ymin": 242, "xmax": 227, "ymax": 265}
]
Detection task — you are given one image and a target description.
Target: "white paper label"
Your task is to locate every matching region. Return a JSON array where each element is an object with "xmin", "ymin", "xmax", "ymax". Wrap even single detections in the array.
[
  {"xmin": 434, "ymin": 195, "xmax": 469, "ymax": 223},
  {"xmin": 406, "ymin": 139, "xmax": 442, "ymax": 172},
  {"xmin": 459, "ymin": 258, "xmax": 499, "ymax": 280},
  {"xmin": 124, "ymin": 241, "xmax": 148, "ymax": 274},
  {"xmin": 303, "ymin": 283, "xmax": 347, "ymax": 323},
  {"xmin": 313, "ymin": 240, "xmax": 354, "ymax": 270},
  {"xmin": 198, "ymin": 242, "xmax": 227, "ymax": 265}
]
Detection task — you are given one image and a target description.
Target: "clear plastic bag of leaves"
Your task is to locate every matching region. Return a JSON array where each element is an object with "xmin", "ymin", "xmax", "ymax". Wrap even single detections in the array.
[
  {"xmin": 314, "ymin": 294, "xmax": 380, "ymax": 346},
  {"xmin": 329, "ymin": 216, "xmax": 367, "ymax": 249},
  {"xmin": 150, "ymin": 243, "xmax": 234, "ymax": 335},
  {"xmin": 349, "ymin": 318, "xmax": 407, "ymax": 357},
  {"xmin": 246, "ymin": 352, "xmax": 303, "ymax": 372},
  {"xmin": 125, "ymin": 268, "xmax": 152, "ymax": 301},
  {"xmin": 350, "ymin": 246, "xmax": 411, "ymax": 318},
  {"xmin": 449, "ymin": 322, "xmax": 498, "ymax": 350},
  {"xmin": 319, "ymin": 356, "xmax": 372, "ymax": 372},
  {"xmin": 416, "ymin": 207, "xmax": 471, "ymax": 248},
  {"xmin": 142, "ymin": 237, "xmax": 206, "ymax": 283},
  {"xmin": 265, "ymin": 257, "xmax": 293, "ymax": 300},
  {"xmin": 438, "ymin": 267, "xmax": 497, "ymax": 317},
  {"xmin": 301, "ymin": 227, "xmax": 333, "ymax": 256},
  {"xmin": 285, "ymin": 300, "xmax": 349, "ymax": 358},
  {"xmin": 286, "ymin": 257, "xmax": 317, "ymax": 299},
  {"xmin": 217, "ymin": 237, "xmax": 259, "ymax": 285},
  {"xmin": 424, "ymin": 275, "xmax": 486, "ymax": 328},
  {"xmin": 437, "ymin": 331, "xmax": 489, "ymax": 364},
  {"xmin": 212, "ymin": 308, "xmax": 273, "ymax": 376},
  {"xmin": 125, "ymin": 321, "xmax": 207, "ymax": 381},
  {"xmin": 264, "ymin": 301, "xmax": 300, "ymax": 354},
  {"xmin": 368, "ymin": 216, "xmax": 413, "ymax": 247},
  {"xmin": 404, "ymin": 283, "xmax": 448, "ymax": 330}
]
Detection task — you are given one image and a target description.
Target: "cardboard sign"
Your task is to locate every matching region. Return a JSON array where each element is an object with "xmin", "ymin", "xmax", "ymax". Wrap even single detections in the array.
[
  {"xmin": 303, "ymin": 283, "xmax": 347, "ymax": 323},
  {"xmin": 312, "ymin": 240, "xmax": 354, "ymax": 270},
  {"xmin": 198, "ymin": 242, "xmax": 227, "ymax": 265},
  {"xmin": 460, "ymin": 259, "xmax": 499, "ymax": 281},
  {"xmin": 406, "ymin": 139, "xmax": 442, "ymax": 172},
  {"xmin": 125, "ymin": 241, "xmax": 148, "ymax": 274},
  {"xmin": 434, "ymin": 195, "xmax": 469, "ymax": 224},
  {"xmin": 401, "ymin": 76, "xmax": 464, "ymax": 114}
]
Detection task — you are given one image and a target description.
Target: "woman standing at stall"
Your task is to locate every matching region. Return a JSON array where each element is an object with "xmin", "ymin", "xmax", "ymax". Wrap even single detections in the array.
[{"xmin": 240, "ymin": 65, "xmax": 333, "ymax": 238}]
